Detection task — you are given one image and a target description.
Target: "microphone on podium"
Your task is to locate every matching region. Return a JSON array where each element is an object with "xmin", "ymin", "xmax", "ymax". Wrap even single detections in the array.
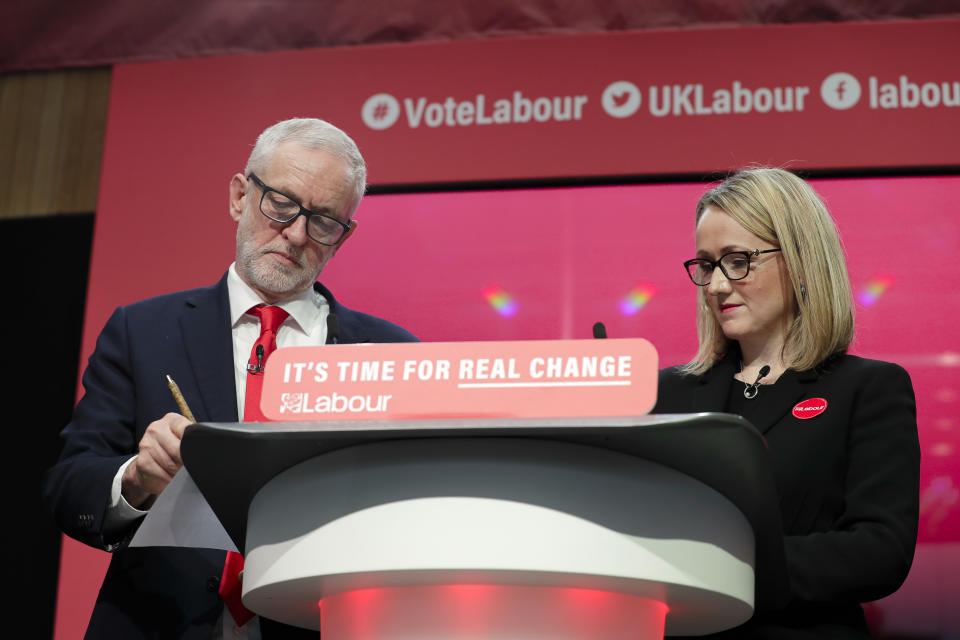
[
  {"xmin": 592, "ymin": 322, "xmax": 607, "ymax": 339},
  {"xmin": 327, "ymin": 313, "xmax": 341, "ymax": 345}
]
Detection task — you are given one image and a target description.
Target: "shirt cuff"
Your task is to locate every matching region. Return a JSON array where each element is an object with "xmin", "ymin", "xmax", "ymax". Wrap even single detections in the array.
[{"xmin": 103, "ymin": 456, "xmax": 149, "ymax": 536}]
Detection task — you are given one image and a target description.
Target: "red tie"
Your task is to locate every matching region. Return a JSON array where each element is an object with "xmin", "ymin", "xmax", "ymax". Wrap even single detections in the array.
[
  {"xmin": 220, "ymin": 305, "xmax": 290, "ymax": 627},
  {"xmin": 242, "ymin": 305, "xmax": 290, "ymax": 422}
]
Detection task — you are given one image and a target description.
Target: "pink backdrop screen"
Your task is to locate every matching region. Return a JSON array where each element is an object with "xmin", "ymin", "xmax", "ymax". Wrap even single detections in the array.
[{"xmin": 58, "ymin": 176, "xmax": 960, "ymax": 638}]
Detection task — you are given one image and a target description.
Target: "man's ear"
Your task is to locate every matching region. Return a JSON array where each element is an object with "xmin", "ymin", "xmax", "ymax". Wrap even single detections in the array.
[{"xmin": 228, "ymin": 173, "xmax": 247, "ymax": 223}]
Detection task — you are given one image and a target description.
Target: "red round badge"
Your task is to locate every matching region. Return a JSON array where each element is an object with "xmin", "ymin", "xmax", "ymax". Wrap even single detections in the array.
[{"xmin": 792, "ymin": 397, "xmax": 827, "ymax": 419}]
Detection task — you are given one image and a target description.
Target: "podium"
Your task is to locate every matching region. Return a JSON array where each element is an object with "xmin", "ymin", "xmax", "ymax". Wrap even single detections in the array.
[{"xmin": 181, "ymin": 413, "xmax": 788, "ymax": 639}]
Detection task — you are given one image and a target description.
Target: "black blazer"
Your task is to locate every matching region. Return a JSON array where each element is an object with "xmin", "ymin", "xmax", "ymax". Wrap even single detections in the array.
[
  {"xmin": 43, "ymin": 273, "xmax": 418, "ymax": 639},
  {"xmin": 654, "ymin": 352, "xmax": 919, "ymax": 639}
]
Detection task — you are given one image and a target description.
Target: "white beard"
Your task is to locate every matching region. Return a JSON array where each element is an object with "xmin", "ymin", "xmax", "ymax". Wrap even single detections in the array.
[{"xmin": 235, "ymin": 233, "xmax": 320, "ymax": 298}]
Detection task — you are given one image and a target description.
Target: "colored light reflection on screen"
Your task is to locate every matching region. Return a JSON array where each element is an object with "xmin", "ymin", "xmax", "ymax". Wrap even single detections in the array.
[
  {"xmin": 931, "ymin": 443, "xmax": 955, "ymax": 457},
  {"xmin": 619, "ymin": 283, "xmax": 657, "ymax": 315},
  {"xmin": 482, "ymin": 285, "xmax": 518, "ymax": 316},
  {"xmin": 919, "ymin": 476, "xmax": 959, "ymax": 536},
  {"xmin": 938, "ymin": 352, "xmax": 960, "ymax": 367},
  {"xmin": 856, "ymin": 274, "xmax": 894, "ymax": 306}
]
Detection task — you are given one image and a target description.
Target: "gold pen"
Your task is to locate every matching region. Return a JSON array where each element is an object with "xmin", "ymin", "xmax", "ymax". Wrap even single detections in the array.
[{"xmin": 165, "ymin": 374, "xmax": 197, "ymax": 422}]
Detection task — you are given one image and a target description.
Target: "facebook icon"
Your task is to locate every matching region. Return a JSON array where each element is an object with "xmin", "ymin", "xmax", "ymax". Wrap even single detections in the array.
[{"xmin": 821, "ymin": 72, "xmax": 862, "ymax": 110}]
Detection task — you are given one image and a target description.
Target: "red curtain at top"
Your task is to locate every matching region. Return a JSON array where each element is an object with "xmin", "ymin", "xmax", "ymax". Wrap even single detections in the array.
[{"xmin": 2, "ymin": 0, "xmax": 958, "ymax": 72}]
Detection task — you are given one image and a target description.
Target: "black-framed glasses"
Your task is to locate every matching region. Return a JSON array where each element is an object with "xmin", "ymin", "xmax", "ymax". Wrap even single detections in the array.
[
  {"xmin": 683, "ymin": 248, "xmax": 782, "ymax": 286},
  {"xmin": 247, "ymin": 173, "xmax": 351, "ymax": 246}
]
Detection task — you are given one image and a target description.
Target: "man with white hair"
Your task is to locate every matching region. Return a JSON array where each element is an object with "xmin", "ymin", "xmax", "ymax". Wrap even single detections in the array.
[{"xmin": 44, "ymin": 118, "xmax": 417, "ymax": 639}]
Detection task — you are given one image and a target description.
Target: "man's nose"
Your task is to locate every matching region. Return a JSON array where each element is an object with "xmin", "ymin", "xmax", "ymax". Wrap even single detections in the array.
[{"xmin": 282, "ymin": 216, "xmax": 310, "ymax": 245}]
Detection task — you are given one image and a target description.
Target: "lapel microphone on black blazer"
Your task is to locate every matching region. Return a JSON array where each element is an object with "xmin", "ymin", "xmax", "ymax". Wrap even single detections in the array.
[{"xmin": 744, "ymin": 365, "xmax": 771, "ymax": 399}]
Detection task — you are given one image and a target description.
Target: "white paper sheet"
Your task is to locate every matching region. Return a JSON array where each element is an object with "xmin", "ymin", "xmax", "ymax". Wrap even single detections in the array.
[{"xmin": 129, "ymin": 468, "xmax": 238, "ymax": 552}]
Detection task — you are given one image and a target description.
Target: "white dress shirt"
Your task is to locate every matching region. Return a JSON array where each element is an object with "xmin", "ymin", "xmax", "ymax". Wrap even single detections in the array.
[{"xmin": 226, "ymin": 263, "xmax": 330, "ymax": 418}]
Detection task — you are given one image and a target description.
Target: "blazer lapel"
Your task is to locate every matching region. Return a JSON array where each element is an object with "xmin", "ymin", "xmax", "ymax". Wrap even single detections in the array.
[
  {"xmin": 179, "ymin": 274, "xmax": 238, "ymax": 423},
  {"xmin": 750, "ymin": 368, "xmax": 819, "ymax": 435},
  {"xmin": 693, "ymin": 352, "xmax": 739, "ymax": 412},
  {"xmin": 682, "ymin": 348, "xmax": 822, "ymax": 435}
]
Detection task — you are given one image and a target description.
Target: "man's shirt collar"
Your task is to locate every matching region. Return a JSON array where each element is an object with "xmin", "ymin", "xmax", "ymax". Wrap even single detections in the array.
[{"xmin": 227, "ymin": 263, "xmax": 327, "ymax": 335}]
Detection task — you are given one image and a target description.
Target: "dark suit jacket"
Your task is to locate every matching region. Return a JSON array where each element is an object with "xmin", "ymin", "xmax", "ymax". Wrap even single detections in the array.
[
  {"xmin": 43, "ymin": 273, "xmax": 418, "ymax": 639},
  {"xmin": 654, "ymin": 351, "xmax": 919, "ymax": 639}
]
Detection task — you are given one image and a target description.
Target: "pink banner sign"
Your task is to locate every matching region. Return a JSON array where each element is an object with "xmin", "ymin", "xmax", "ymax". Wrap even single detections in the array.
[{"xmin": 260, "ymin": 339, "xmax": 658, "ymax": 421}]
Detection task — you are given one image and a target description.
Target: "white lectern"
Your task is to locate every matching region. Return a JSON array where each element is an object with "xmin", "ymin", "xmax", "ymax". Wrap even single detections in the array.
[{"xmin": 181, "ymin": 413, "xmax": 788, "ymax": 639}]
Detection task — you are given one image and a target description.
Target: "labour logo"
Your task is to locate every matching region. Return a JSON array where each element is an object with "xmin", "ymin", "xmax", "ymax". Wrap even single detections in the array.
[
  {"xmin": 792, "ymin": 397, "xmax": 828, "ymax": 419},
  {"xmin": 602, "ymin": 81, "xmax": 642, "ymax": 118},
  {"xmin": 362, "ymin": 93, "xmax": 401, "ymax": 130},
  {"xmin": 820, "ymin": 73, "xmax": 861, "ymax": 110},
  {"xmin": 280, "ymin": 393, "xmax": 305, "ymax": 413}
]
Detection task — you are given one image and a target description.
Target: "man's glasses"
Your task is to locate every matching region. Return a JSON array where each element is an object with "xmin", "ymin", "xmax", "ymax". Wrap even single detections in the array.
[
  {"xmin": 683, "ymin": 248, "xmax": 782, "ymax": 286},
  {"xmin": 247, "ymin": 173, "xmax": 351, "ymax": 246}
]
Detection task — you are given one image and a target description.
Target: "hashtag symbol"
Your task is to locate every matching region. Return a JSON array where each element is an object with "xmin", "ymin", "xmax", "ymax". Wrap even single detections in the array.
[{"xmin": 372, "ymin": 102, "xmax": 389, "ymax": 120}]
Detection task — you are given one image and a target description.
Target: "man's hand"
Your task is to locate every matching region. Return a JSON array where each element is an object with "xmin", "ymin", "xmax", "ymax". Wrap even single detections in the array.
[{"xmin": 121, "ymin": 413, "xmax": 191, "ymax": 508}]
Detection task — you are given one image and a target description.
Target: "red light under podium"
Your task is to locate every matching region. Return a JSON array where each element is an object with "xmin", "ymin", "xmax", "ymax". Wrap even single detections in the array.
[{"xmin": 320, "ymin": 585, "xmax": 669, "ymax": 640}]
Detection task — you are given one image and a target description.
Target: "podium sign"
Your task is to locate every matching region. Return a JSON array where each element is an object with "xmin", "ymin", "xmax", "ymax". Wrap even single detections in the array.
[{"xmin": 260, "ymin": 338, "xmax": 658, "ymax": 421}]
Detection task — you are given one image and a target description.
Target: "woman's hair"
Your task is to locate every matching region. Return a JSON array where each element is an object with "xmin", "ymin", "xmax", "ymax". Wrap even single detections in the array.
[
  {"xmin": 244, "ymin": 118, "xmax": 367, "ymax": 216},
  {"xmin": 683, "ymin": 168, "xmax": 855, "ymax": 374}
]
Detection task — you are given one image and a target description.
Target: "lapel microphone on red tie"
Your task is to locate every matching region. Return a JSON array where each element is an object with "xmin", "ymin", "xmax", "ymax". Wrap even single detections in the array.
[{"xmin": 247, "ymin": 345, "xmax": 265, "ymax": 374}]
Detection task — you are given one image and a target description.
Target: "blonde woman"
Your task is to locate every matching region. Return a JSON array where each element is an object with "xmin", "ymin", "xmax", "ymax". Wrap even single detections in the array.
[{"xmin": 655, "ymin": 168, "xmax": 919, "ymax": 638}]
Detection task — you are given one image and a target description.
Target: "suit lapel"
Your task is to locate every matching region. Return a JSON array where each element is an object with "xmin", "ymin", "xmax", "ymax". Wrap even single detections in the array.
[
  {"xmin": 171, "ymin": 277, "xmax": 359, "ymax": 423},
  {"xmin": 179, "ymin": 274, "xmax": 238, "ymax": 423}
]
